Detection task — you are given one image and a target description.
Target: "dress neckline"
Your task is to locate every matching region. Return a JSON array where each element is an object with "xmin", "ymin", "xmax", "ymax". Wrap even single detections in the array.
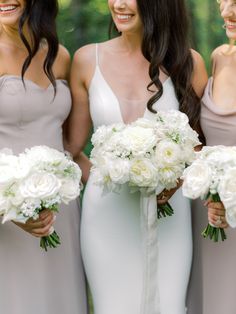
[
  {"xmin": 89, "ymin": 64, "xmax": 172, "ymax": 124},
  {"xmin": 0, "ymin": 74, "xmax": 68, "ymax": 91},
  {"xmin": 202, "ymin": 77, "xmax": 236, "ymax": 116}
]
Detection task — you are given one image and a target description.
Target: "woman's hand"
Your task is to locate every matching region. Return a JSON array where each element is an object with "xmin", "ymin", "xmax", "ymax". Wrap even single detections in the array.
[
  {"xmin": 206, "ymin": 200, "xmax": 229, "ymax": 229},
  {"xmin": 156, "ymin": 180, "xmax": 182, "ymax": 205},
  {"xmin": 13, "ymin": 209, "xmax": 55, "ymax": 237}
]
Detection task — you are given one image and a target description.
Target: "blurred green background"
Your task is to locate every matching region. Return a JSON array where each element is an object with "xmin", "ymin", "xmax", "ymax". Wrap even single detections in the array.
[
  {"xmin": 57, "ymin": 0, "xmax": 227, "ymax": 71},
  {"xmin": 57, "ymin": 0, "xmax": 227, "ymax": 313}
]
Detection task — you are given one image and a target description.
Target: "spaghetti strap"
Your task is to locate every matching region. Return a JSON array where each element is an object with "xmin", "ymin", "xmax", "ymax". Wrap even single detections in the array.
[{"xmin": 95, "ymin": 43, "xmax": 99, "ymax": 66}]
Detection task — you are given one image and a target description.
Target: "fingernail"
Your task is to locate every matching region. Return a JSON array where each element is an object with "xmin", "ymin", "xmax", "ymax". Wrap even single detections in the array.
[{"xmin": 53, "ymin": 215, "xmax": 57, "ymax": 222}]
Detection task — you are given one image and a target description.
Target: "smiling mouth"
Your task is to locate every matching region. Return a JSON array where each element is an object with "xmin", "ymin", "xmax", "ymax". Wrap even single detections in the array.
[
  {"xmin": 116, "ymin": 14, "xmax": 134, "ymax": 21},
  {"xmin": 0, "ymin": 5, "xmax": 18, "ymax": 13}
]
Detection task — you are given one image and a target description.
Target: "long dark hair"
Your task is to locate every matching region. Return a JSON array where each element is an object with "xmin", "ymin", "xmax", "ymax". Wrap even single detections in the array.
[
  {"xmin": 109, "ymin": 0, "xmax": 202, "ymax": 133},
  {"xmin": 19, "ymin": 0, "xmax": 59, "ymax": 91}
]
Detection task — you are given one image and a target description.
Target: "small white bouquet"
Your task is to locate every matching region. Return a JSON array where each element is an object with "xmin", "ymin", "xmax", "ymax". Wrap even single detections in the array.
[
  {"xmin": 182, "ymin": 145, "xmax": 236, "ymax": 242},
  {"xmin": 91, "ymin": 110, "xmax": 200, "ymax": 218},
  {"xmin": 0, "ymin": 146, "xmax": 82, "ymax": 251}
]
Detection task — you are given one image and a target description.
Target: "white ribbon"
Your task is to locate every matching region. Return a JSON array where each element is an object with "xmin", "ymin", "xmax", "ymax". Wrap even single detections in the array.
[{"xmin": 140, "ymin": 194, "xmax": 161, "ymax": 314}]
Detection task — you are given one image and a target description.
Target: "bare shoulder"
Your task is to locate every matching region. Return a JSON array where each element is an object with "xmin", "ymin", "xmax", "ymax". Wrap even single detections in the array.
[
  {"xmin": 211, "ymin": 44, "xmax": 230, "ymax": 59},
  {"xmin": 191, "ymin": 49, "xmax": 206, "ymax": 70},
  {"xmin": 73, "ymin": 43, "xmax": 97, "ymax": 68},
  {"xmin": 73, "ymin": 38, "xmax": 117, "ymax": 66},
  {"xmin": 190, "ymin": 49, "xmax": 208, "ymax": 97}
]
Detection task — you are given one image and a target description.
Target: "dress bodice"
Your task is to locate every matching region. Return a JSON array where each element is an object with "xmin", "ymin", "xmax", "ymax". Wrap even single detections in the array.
[
  {"xmin": 88, "ymin": 45, "xmax": 179, "ymax": 130},
  {"xmin": 0, "ymin": 75, "xmax": 71, "ymax": 154},
  {"xmin": 201, "ymin": 77, "xmax": 236, "ymax": 146}
]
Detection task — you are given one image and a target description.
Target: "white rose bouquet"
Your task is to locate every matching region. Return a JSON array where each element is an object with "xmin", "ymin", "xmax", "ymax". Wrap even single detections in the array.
[
  {"xmin": 182, "ymin": 145, "xmax": 236, "ymax": 242},
  {"xmin": 91, "ymin": 110, "xmax": 200, "ymax": 218},
  {"xmin": 0, "ymin": 146, "xmax": 82, "ymax": 251}
]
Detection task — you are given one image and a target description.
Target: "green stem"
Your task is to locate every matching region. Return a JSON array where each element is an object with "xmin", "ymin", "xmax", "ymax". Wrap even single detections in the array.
[
  {"xmin": 201, "ymin": 193, "xmax": 227, "ymax": 242},
  {"xmin": 157, "ymin": 202, "xmax": 174, "ymax": 219}
]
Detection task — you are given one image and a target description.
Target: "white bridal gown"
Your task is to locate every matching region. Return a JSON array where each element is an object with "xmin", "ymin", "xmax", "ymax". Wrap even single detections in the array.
[{"xmin": 81, "ymin": 44, "xmax": 192, "ymax": 314}]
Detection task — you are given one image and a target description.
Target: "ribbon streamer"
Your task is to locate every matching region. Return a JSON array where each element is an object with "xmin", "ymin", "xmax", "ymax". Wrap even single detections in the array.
[{"xmin": 140, "ymin": 194, "xmax": 161, "ymax": 314}]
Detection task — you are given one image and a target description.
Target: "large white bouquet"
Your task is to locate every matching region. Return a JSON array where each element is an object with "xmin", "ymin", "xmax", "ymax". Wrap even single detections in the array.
[
  {"xmin": 91, "ymin": 110, "xmax": 200, "ymax": 218},
  {"xmin": 0, "ymin": 146, "xmax": 82, "ymax": 250},
  {"xmin": 182, "ymin": 145, "xmax": 236, "ymax": 241}
]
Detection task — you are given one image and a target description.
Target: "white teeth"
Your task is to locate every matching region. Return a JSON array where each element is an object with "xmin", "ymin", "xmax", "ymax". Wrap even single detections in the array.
[
  {"xmin": 117, "ymin": 14, "xmax": 132, "ymax": 20},
  {"xmin": 0, "ymin": 5, "xmax": 17, "ymax": 12},
  {"xmin": 226, "ymin": 22, "xmax": 236, "ymax": 26}
]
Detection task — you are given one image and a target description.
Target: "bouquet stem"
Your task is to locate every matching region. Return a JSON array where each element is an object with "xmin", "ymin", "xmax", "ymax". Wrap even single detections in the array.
[
  {"xmin": 201, "ymin": 193, "xmax": 227, "ymax": 242},
  {"xmin": 40, "ymin": 230, "xmax": 61, "ymax": 252},
  {"xmin": 157, "ymin": 202, "xmax": 174, "ymax": 219}
]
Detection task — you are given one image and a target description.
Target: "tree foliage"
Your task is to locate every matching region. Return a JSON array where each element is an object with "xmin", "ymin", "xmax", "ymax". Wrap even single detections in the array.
[{"xmin": 57, "ymin": 0, "xmax": 227, "ymax": 71}]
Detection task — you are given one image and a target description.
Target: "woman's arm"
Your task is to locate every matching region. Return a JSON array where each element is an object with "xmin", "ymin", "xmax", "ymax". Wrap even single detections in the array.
[{"xmin": 64, "ymin": 44, "xmax": 96, "ymax": 183}]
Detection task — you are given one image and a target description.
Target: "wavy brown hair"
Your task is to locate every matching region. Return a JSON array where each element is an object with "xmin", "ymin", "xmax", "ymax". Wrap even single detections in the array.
[
  {"xmin": 110, "ymin": 0, "xmax": 202, "ymax": 134},
  {"xmin": 19, "ymin": 0, "xmax": 59, "ymax": 92}
]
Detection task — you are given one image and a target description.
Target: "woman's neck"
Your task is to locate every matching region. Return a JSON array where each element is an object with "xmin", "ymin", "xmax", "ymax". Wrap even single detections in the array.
[
  {"xmin": 119, "ymin": 31, "xmax": 143, "ymax": 53},
  {"xmin": 0, "ymin": 23, "xmax": 31, "ymax": 51}
]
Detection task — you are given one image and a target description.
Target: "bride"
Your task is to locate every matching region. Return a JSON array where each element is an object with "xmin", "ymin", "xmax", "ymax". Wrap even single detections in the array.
[{"xmin": 66, "ymin": 0, "xmax": 207, "ymax": 313}]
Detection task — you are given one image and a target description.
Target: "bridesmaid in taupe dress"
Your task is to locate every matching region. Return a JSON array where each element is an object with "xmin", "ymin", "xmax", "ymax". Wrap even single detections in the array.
[
  {"xmin": 187, "ymin": 1, "xmax": 236, "ymax": 313},
  {"xmin": 0, "ymin": 1, "xmax": 87, "ymax": 314}
]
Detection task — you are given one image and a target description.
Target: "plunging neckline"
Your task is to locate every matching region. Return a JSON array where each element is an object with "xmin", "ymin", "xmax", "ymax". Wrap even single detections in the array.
[
  {"xmin": 89, "ymin": 65, "xmax": 171, "ymax": 124},
  {"xmin": 0, "ymin": 74, "xmax": 67, "ymax": 91}
]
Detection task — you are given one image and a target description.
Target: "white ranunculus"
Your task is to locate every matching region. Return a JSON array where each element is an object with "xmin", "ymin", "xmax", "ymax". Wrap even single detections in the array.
[
  {"xmin": 130, "ymin": 158, "xmax": 157, "ymax": 188},
  {"xmin": 158, "ymin": 164, "xmax": 183, "ymax": 189},
  {"xmin": 155, "ymin": 140, "xmax": 182, "ymax": 166},
  {"xmin": 20, "ymin": 172, "xmax": 61, "ymax": 199},
  {"xmin": 108, "ymin": 159, "xmax": 130, "ymax": 184},
  {"xmin": 218, "ymin": 168, "xmax": 236, "ymax": 212},
  {"xmin": 182, "ymin": 160, "xmax": 212, "ymax": 199},
  {"xmin": 60, "ymin": 179, "xmax": 81, "ymax": 204}
]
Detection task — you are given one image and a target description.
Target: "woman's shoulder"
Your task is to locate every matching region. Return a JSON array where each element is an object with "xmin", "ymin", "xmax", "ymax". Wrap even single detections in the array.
[
  {"xmin": 211, "ymin": 44, "xmax": 236, "ymax": 60},
  {"xmin": 73, "ymin": 38, "xmax": 117, "ymax": 65}
]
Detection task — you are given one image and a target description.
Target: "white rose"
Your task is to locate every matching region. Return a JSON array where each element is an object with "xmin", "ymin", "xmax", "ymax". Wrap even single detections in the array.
[
  {"xmin": 132, "ymin": 118, "xmax": 156, "ymax": 129},
  {"xmin": 108, "ymin": 159, "xmax": 130, "ymax": 184},
  {"xmin": 225, "ymin": 206, "xmax": 236, "ymax": 228},
  {"xmin": 182, "ymin": 160, "xmax": 212, "ymax": 199},
  {"xmin": 92, "ymin": 124, "xmax": 124, "ymax": 147},
  {"xmin": 218, "ymin": 168, "xmax": 236, "ymax": 220},
  {"xmin": 20, "ymin": 172, "xmax": 61, "ymax": 199},
  {"xmin": 24, "ymin": 146, "xmax": 66, "ymax": 166},
  {"xmin": 14, "ymin": 155, "xmax": 31, "ymax": 179},
  {"xmin": 60, "ymin": 179, "xmax": 81, "ymax": 204},
  {"xmin": 130, "ymin": 158, "xmax": 157, "ymax": 188},
  {"xmin": 204, "ymin": 146, "xmax": 236, "ymax": 169},
  {"xmin": 122, "ymin": 126, "xmax": 156, "ymax": 156},
  {"xmin": 157, "ymin": 110, "xmax": 189, "ymax": 129},
  {"xmin": 0, "ymin": 155, "xmax": 19, "ymax": 185}
]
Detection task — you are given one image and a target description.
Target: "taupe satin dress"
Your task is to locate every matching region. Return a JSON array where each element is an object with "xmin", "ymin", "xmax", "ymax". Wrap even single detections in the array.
[
  {"xmin": 187, "ymin": 77, "xmax": 236, "ymax": 314},
  {"xmin": 0, "ymin": 76, "xmax": 87, "ymax": 314}
]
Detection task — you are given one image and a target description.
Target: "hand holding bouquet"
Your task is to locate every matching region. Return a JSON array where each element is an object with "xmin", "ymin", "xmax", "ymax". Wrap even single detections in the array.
[
  {"xmin": 91, "ymin": 110, "xmax": 200, "ymax": 218},
  {"xmin": 182, "ymin": 145, "xmax": 236, "ymax": 242},
  {"xmin": 0, "ymin": 146, "xmax": 82, "ymax": 251}
]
